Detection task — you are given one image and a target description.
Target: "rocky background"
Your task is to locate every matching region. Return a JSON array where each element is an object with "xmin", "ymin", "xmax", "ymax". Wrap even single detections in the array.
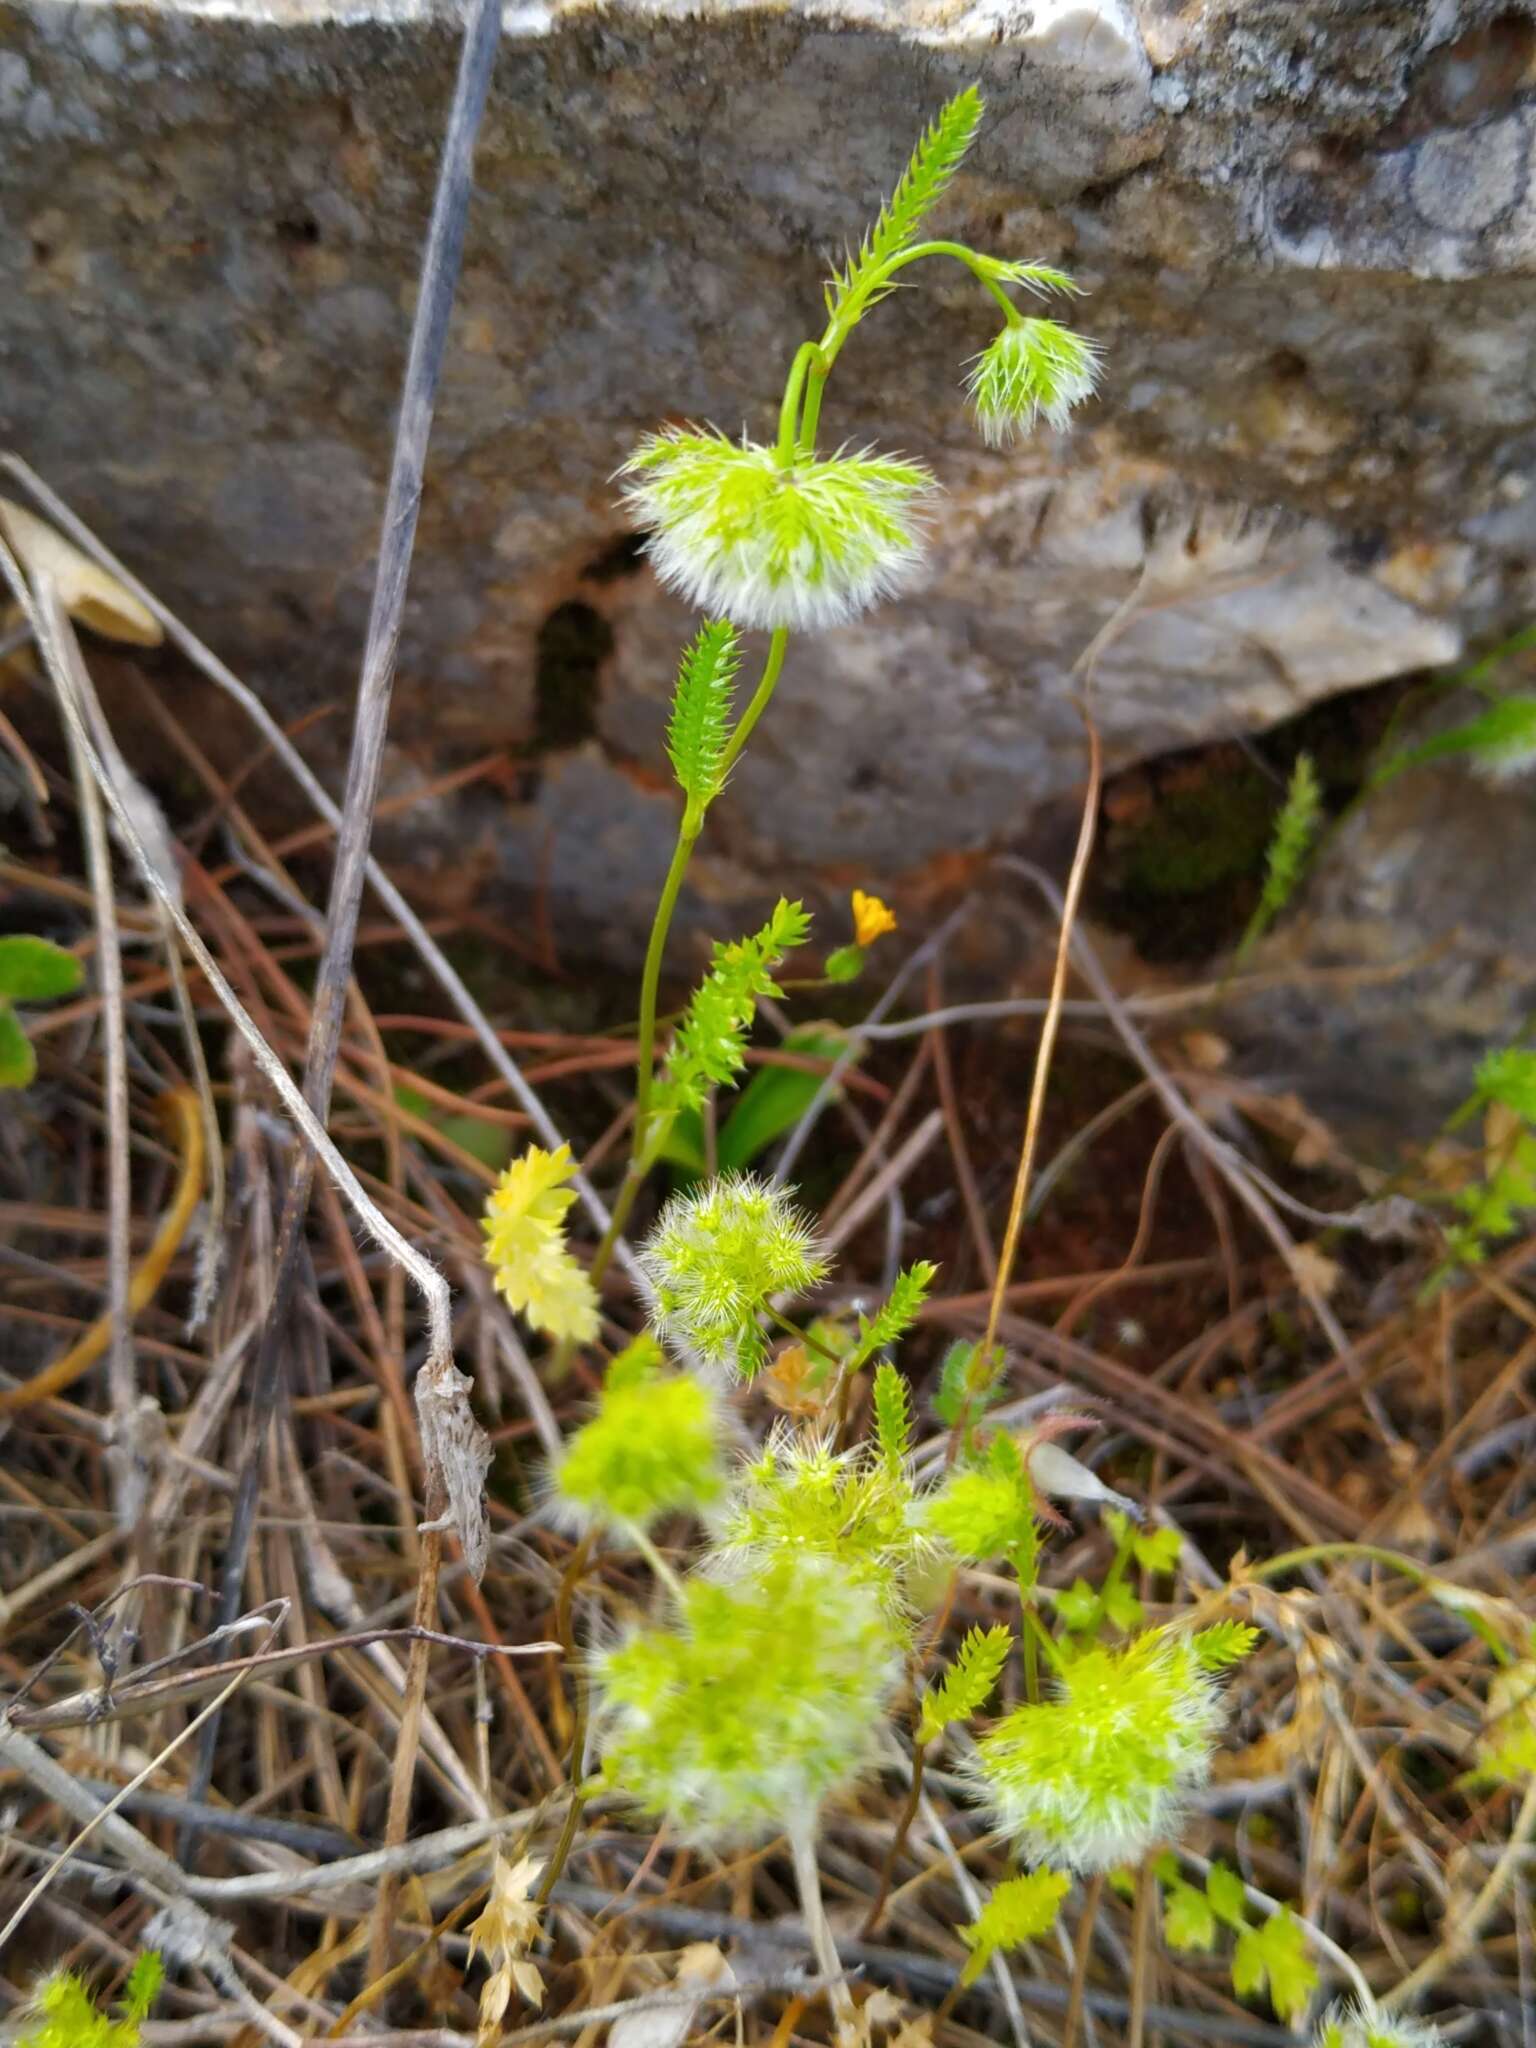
[{"xmin": 4, "ymin": 0, "xmax": 1536, "ymax": 1136}]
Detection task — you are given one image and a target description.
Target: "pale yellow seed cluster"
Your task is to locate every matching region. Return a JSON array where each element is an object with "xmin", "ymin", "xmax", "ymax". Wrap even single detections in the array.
[{"xmin": 482, "ymin": 1143, "xmax": 600, "ymax": 1342}]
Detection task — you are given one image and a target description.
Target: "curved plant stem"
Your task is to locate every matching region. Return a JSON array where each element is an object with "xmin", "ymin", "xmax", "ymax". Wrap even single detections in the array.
[
  {"xmin": 861, "ymin": 1738, "xmax": 927, "ymax": 1937},
  {"xmin": 977, "ymin": 714, "xmax": 1103, "ymax": 1375},
  {"xmin": 607, "ymin": 625, "xmax": 793, "ymax": 1275}
]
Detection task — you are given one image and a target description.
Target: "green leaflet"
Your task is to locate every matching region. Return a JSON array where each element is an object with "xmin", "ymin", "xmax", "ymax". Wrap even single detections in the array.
[{"xmin": 825, "ymin": 86, "xmax": 984, "ymax": 319}]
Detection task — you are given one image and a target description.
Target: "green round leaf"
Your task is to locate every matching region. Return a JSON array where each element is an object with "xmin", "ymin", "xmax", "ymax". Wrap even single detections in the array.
[
  {"xmin": 0, "ymin": 934, "xmax": 84, "ymax": 1003},
  {"xmin": 0, "ymin": 1002, "xmax": 37, "ymax": 1088}
]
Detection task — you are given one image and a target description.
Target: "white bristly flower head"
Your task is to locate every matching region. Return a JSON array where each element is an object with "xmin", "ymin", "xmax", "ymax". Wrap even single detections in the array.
[
  {"xmin": 965, "ymin": 318, "xmax": 1101, "ymax": 445},
  {"xmin": 592, "ymin": 1553, "xmax": 899, "ymax": 1843},
  {"xmin": 1314, "ymin": 2001, "xmax": 1447, "ymax": 2048},
  {"xmin": 967, "ymin": 1630, "xmax": 1224, "ymax": 1872},
  {"xmin": 617, "ymin": 427, "xmax": 937, "ymax": 632},
  {"xmin": 638, "ymin": 1172, "xmax": 827, "ymax": 1378}
]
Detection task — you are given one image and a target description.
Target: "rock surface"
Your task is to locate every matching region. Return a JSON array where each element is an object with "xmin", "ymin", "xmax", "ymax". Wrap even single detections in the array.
[{"xmin": 2, "ymin": 0, "xmax": 1535, "ymax": 1036}]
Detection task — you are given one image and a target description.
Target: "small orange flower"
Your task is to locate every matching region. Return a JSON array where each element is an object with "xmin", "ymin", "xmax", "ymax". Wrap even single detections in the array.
[{"xmin": 851, "ymin": 888, "xmax": 898, "ymax": 947}]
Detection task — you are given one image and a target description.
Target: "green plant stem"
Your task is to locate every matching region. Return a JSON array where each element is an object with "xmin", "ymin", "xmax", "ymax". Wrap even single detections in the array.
[
  {"xmin": 1248, "ymin": 1542, "xmax": 1436, "ymax": 1587},
  {"xmin": 615, "ymin": 627, "xmax": 792, "ymax": 1243},
  {"xmin": 777, "ymin": 344, "xmax": 823, "ymax": 462},
  {"xmin": 1021, "ymin": 1605, "xmax": 1065, "ymax": 1681},
  {"xmin": 629, "ymin": 1525, "xmax": 686, "ymax": 1604},
  {"xmin": 717, "ymin": 627, "xmax": 789, "ymax": 780}
]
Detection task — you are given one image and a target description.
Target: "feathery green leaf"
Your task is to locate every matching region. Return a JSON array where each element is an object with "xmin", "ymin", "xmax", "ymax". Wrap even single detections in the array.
[
  {"xmin": 1236, "ymin": 753, "xmax": 1322, "ymax": 962},
  {"xmin": 959, "ymin": 1869, "xmax": 1070, "ymax": 1985},
  {"xmin": 826, "ymin": 86, "xmax": 984, "ymax": 319},
  {"xmin": 846, "ymin": 1259, "xmax": 938, "ymax": 1373},
  {"xmin": 1192, "ymin": 1620, "xmax": 1261, "ymax": 1670},
  {"xmin": 871, "ymin": 1360, "xmax": 913, "ymax": 1473},
  {"xmin": 918, "ymin": 1623, "xmax": 1012, "ymax": 1743},
  {"xmin": 666, "ymin": 619, "xmax": 741, "ymax": 811},
  {"xmin": 649, "ymin": 900, "xmax": 812, "ymax": 1133}
]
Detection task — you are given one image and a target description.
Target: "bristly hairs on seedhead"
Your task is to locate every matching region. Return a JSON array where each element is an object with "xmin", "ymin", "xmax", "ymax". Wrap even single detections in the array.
[
  {"xmin": 592, "ymin": 1552, "xmax": 900, "ymax": 1842},
  {"xmin": 1313, "ymin": 2001, "xmax": 1448, "ymax": 2048},
  {"xmin": 925, "ymin": 1428, "xmax": 1043, "ymax": 1582},
  {"xmin": 17, "ymin": 1957, "xmax": 163, "ymax": 2048},
  {"xmin": 967, "ymin": 1625, "xmax": 1252, "ymax": 1872},
  {"xmin": 715, "ymin": 1421, "xmax": 931, "ymax": 1622},
  {"xmin": 666, "ymin": 619, "xmax": 741, "ymax": 818},
  {"xmin": 549, "ymin": 1337, "xmax": 727, "ymax": 1536},
  {"xmin": 639, "ymin": 1171, "xmax": 827, "ymax": 1377}
]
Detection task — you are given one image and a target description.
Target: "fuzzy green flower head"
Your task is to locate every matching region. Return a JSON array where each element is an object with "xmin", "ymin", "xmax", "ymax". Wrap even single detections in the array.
[
  {"xmin": 965, "ymin": 318, "xmax": 1101, "ymax": 445},
  {"xmin": 618, "ymin": 428, "xmax": 937, "ymax": 633},
  {"xmin": 968, "ymin": 1631, "xmax": 1224, "ymax": 1872},
  {"xmin": 593, "ymin": 1554, "xmax": 899, "ymax": 1841},
  {"xmin": 924, "ymin": 1433, "xmax": 1039, "ymax": 1574},
  {"xmin": 639, "ymin": 1172, "xmax": 827, "ymax": 1377},
  {"xmin": 716, "ymin": 1429, "xmax": 927, "ymax": 1621},
  {"xmin": 1314, "ymin": 2001, "xmax": 1447, "ymax": 2048},
  {"xmin": 552, "ymin": 1361, "xmax": 726, "ymax": 1535},
  {"xmin": 18, "ymin": 1958, "xmax": 163, "ymax": 2048}
]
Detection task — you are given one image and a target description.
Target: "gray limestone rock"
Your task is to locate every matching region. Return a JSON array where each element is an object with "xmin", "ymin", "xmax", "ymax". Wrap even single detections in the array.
[{"xmin": 2, "ymin": 0, "xmax": 1535, "ymax": 1064}]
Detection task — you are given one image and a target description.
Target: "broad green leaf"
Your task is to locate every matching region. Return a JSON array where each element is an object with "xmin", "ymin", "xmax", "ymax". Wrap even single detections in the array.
[
  {"xmin": 1102, "ymin": 1578, "xmax": 1146, "ymax": 1632},
  {"xmin": 1132, "ymin": 1523, "xmax": 1184, "ymax": 1574},
  {"xmin": 0, "ymin": 934, "xmax": 83, "ymax": 1003},
  {"xmin": 1231, "ymin": 1908, "xmax": 1317, "ymax": 2022},
  {"xmin": 0, "ymin": 1002, "xmax": 35, "ymax": 1088},
  {"xmin": 1163, "ymin": 1880, "xmax": 1218, "ymax": 1953},
  {"xmin": 1205, "ymin": 1861, "xmax": 1248, "ymax": 1931},
  {"xmin": 1055, "ymin": 1578, "xmax": 1103, "ymax": 1632},
  {"xmin": 718, "ymin": 1028, "xmax": 854, "ymax": 1171}
]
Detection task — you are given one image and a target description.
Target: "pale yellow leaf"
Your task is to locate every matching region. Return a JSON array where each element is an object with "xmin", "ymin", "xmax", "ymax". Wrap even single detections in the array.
[{"xmin": 0, "ymin": 498, "xmax": 161, "ymax": 646}]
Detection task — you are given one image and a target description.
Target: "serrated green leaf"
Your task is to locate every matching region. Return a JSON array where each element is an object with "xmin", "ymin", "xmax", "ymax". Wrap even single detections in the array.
[
  {"xmin": 1231, "ymin": 1908, "xmax": 1317, "ymax": 2023},
  {"xmin": 1474, "ymin": 1046, "xmax": 1536, "ymax": 1121},
  {"xmin": 1163, "ymin": 1880, "xmax": 1218, "ymax": 1953},
  {"xmin": 648, "ymin": 900, "xmax": 812, "ymax": 1139},
  {"xmin": 958, "ymin": 1868, "xmax": 1070, "ymax": 1985},
  {"xmin": 1205, "ymin": 1861, "xmax": 1249, "ymax": 1932},
  {"xmin": 1132, "ymin": 1523, "xmax": 1183, "ymax": 1574},
  {"xmin": 918, "ymin": 1623, "xmax": 1012, "ymax": 1742},
  {"xmin": 0, "ymin": 1002, "xmax": 35, "ymax": 1088},
  {"xmin": 1193, "ymin": 1620, "xmax": 1261, "ymax": 1670},
  {"xmin": 827, "ymin": 86, "xmax": 984, "ymax": 319},
  {"xmin": 1102, "ymin": 1578, "xmax": 1146, "ymax": 1632},
  {"xmin": 123, "ymin": 1952, "xmax": 164, "ymax": 2023},
  {"xmin": 846, "ymin": 1260, "xmax": 938, "ymax": 1373},
  {"xmin": 872, "ymin": 1361, "xmax": 913, "ymax": 1474},
  {"xmin": 666, "ymin": 619, "xmax": 741, "ymax": 809},
  {"xmin": 0, "ymin": 934, "xmax": 83, "ymax": 1002}
]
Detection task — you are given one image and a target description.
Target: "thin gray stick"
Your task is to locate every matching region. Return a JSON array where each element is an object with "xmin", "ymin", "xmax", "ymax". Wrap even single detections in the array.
[
  {"xmin": 190, "ymin": 0, "xmax": 504, "ymax": 1834},
  {"xmin": 0, "ymin": 464, "xmax": 637, "ymax": 1280}
]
